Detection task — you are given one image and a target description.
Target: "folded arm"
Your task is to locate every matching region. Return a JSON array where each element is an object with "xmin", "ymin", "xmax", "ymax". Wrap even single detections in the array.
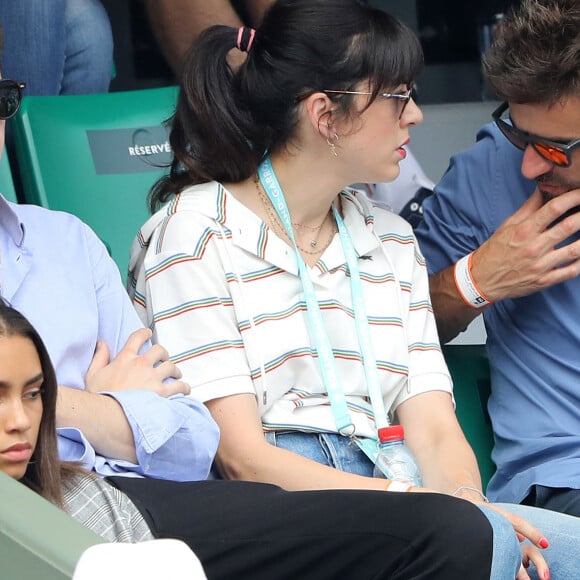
[
  {"xmin": 57, "ymin": 386, "xmax": 138, "ymax": 463},
  {"xmin": 57, "ymin": 328, "xmax": 219, "ymax": 480}
]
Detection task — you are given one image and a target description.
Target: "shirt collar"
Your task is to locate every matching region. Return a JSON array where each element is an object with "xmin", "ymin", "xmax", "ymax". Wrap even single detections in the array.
[
  {"xmin": 339, "ymin": 188, "xmax": 382, "ymax": 257},
  {"xmin": 219, "ymin": 185, "xmax": 383, "ymax": 272},
  {"xmin": 0, "ymin": 194, "xmax": 25, "ymax": 247}
]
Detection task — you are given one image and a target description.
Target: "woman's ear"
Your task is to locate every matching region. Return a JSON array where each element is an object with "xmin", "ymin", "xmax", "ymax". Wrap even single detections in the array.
[{"xmin": 302, "ymin": 92, "xmax": 337, "ymax": 140}]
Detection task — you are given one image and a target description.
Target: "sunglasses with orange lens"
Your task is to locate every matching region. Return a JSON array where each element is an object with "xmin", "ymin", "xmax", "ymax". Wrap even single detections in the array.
[{"xmin": 492, "ymin": 101, "xmax": 580, "ymax": 167}]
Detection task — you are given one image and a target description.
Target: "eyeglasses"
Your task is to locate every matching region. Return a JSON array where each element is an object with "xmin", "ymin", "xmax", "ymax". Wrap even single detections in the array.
[
  {"xmin": 492, "ymin": 101, "xmax": 580, "ymax": 167},
  {"xmin": 0, "ymin": 80, "xmax": 26, "ymax": 120},
  {"xmin": 322, "ymin": 85, "xmax": 413, "ymax": 119}
]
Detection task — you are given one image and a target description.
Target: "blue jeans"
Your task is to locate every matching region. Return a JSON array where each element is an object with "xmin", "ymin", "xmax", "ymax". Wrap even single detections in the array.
[
  {"xmin": 492, "ymin": 502, "xmax": 580, "ymax": 580},
  {"xmin": 0, "ymin": 0, "xmax": 113, "ymax": 95},
  {"xmin": 266, "ymin": 431, "xmax": 580, "ymax": 580}
]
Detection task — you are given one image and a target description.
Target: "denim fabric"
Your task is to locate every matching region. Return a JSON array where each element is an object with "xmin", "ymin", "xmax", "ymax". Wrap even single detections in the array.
[
  {"xmin": 264, "ymin": 431, "xmax": 375, "ymax": 477},
  {"xmin": 265, "ymin": 431, "xmax": 518, "ymax": 579},
  {"xmin": 494, "ymin": 502, "xmax": 580, "ymax": 580},
  {"xmin": 477, "ymin": 505, "xmax": 523, "ymax": 579},
  {"xmin": 62, "ymin": 0, "xmax": 114, "ymax": 94},
  {"xmin": 1, "ymin": 0, "xmax": 113, "ymax": 95}
]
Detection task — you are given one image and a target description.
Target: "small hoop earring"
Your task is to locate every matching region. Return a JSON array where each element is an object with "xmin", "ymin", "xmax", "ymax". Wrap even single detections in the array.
[{"xmin": 326, "ymin": 133, "xmax": 339, "ymax": 157}]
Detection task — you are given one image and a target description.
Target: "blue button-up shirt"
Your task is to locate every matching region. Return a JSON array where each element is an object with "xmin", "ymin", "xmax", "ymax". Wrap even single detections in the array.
[
  {"xmin": 0, "ymin": 195, "xmax": 219, "ymax": 480},
  {"xmin": 416, "ymin": 124, "xmax": 580, "ymax": 503}
]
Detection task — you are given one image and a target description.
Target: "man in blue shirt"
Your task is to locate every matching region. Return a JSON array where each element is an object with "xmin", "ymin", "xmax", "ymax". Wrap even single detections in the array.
[{"xmin": 416, "ymin": 0, "xmax": 580, "ymax": 516}]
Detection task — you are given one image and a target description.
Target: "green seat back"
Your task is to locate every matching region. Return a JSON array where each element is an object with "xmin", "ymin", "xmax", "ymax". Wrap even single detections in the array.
[
  {"xmin": 443, "ymin": 344, "xmax": 495, "ymax": 490},
  {"xmin": 0, "ymin": 471, "xmax": 103, "ymax": 580},
  {"xmin": 0, "ymin": 151, "xmax": 18, "ymax": 203},
  {"xmin": 12, "ymin": 86, "xmax": 179, "ymax": 280}
]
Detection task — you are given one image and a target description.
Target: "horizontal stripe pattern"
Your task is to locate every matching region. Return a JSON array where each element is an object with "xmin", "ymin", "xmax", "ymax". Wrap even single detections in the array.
[{"xmin": 129, "ymin": 182, "xmax": 452, "ymax": 439}]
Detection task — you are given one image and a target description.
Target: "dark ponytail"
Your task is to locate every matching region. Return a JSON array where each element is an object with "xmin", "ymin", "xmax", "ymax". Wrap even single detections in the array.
[{"xmin": 150, "ymin": 25, "xmax": 261, "ymax": 209}]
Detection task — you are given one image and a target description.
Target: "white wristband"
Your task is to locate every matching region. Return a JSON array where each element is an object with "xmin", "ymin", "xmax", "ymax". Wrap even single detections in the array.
[
  {"xmin": 384, "ymin": 480, "xmax": 413, "ymax": 492},
  {"xmin": 453, "ymin": 252, "xmax": 492, "ymax": 309}
]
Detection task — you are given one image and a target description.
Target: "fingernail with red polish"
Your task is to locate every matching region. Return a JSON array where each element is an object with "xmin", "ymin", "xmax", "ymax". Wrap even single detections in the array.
[
  {"xmin": 544, "ymin": 571, "xmax": 551, "ymax": 580},
  {"xmin": 539, "ymin": 537, "xmax": 550, "ymax": 549}
]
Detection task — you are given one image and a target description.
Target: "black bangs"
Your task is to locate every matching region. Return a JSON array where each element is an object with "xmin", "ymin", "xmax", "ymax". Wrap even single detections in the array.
[{"xmin": 357, "ymin": 11, "xmax": 423, "ymax": 93}]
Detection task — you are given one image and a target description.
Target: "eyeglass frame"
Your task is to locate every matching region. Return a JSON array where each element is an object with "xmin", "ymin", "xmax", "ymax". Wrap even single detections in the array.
[
  {"xmin": 0, "ymin": 80, "xmax": 26, "ymax": 120},
  {"xmin": 322, "ymin": 85, "xmax": 413, "ymax": 119},
  {"xmin": 492, "ymin": 101, "xmax": 580, "ymax": 168}
]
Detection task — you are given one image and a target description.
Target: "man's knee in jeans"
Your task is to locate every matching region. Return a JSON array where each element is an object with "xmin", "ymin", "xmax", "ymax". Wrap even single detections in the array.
[{"xmin": 63, "ymin": 0, "xmax": 113, "ymax": 94}]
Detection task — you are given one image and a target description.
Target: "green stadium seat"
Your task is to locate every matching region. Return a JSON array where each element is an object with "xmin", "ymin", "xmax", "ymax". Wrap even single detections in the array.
[
  {"xmin": 443, "ymin": 344, "xmax": 495, "ymax": 490},
  {"xmin": 0, "ymin": 151, "xmax": 18, "ymax": 203},
  {"xmin": 12, "ymin": 86, "xmax": 179, "ymax": 281}
]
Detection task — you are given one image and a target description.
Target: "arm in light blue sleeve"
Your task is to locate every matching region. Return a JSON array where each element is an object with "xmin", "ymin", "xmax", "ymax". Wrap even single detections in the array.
[
  {"xmin": 57, "ymin": 392, "xmax": 220, "ymax": 481},
  {"xmin": 78, "ymin": 223, "xmax": 221, "ymax": 480},
  {"xmin": 104, "ymin": 391, "xmax": 220, "ymax": 481},
  {"xmin": 57, "ymin": 428, "xmax": 97, "ymax": 470}
]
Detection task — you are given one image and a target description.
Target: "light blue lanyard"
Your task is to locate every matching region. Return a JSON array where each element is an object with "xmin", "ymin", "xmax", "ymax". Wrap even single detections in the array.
[{"xmin": 258, "ymin": 156, "xmax": 389, "ymax": 435}]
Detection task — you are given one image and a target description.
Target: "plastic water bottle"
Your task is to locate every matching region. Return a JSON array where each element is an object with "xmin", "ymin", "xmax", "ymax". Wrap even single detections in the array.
[{"xmin": 373, "ymin": 425, "xmax": 422, "ymax": 486}]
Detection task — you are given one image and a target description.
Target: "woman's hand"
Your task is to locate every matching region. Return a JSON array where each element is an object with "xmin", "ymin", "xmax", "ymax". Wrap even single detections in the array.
[
  {"xmin": 517, "ymin": 543, "xmax": 549, "ymax": 580},
  {"xmin": 411, "ymin": 486, "xmax": 550, "ymax": 578},
  {"xmin": 478, "ymin": 503, "xmax": 550, "ymax": 579},
  {"xmin": 486, "ymin": 503, "xmax": 549, "ymax": 551}
]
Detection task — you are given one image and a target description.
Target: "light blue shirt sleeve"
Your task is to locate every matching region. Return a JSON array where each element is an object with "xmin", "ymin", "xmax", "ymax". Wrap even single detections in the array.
[
  {"xmin": 107, "ymin": 391, "xmax": 220, "ymax": 481},
  {"xmin": 57, "ymin": 427, "xmax": 97, "ymax": 471},
  {"xmin": 58, "ymin": 392, "xmax": 220, "ymax": 481},
  {"xmin": 83, "ymin": 220, "xmax": 221, "ymax": 480}
]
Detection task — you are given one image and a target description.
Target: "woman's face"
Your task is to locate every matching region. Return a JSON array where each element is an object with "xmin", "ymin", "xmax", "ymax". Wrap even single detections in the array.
[
  {"xmin": 336, "ymin": 84, "xmax": 423, "ymax": 184},
  {"xmin": 0, "ymin": 335, "xmax": 43, "ymax": 480}
]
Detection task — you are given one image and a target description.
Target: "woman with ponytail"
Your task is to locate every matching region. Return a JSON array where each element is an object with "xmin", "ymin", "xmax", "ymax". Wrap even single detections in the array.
[{"xmin": 130, "ymin": 1, "xmax": 580, "ymax": 578}]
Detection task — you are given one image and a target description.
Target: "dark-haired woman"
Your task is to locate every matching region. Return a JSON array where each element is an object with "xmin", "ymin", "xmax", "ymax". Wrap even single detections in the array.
[
  {"xmin": 0, "ymin": 302, "xmax": 152, "ymax": 543},
  {"xmin": 129, "ymin": 0, "xmax": 580, "ymax": 578}
]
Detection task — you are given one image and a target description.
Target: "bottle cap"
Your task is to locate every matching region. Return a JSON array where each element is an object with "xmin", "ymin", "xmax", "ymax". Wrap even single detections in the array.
[{"xmin": 377, "ymin": 425, "xmax": 405, "ymax": 443}]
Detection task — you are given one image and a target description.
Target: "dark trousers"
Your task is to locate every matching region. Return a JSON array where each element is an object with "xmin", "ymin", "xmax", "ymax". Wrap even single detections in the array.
[
  {"xmin": 522, "ymin": 485, "xmax": 580, "ymax": 517},
  {"xmin": 107, "ymin": 477, "xmax": 493, "ymax": 580}
]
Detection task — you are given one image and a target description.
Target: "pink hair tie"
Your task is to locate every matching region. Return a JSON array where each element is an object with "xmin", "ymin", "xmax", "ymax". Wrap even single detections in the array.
[{"xmin": 237, "ymin": 26, "xmax": 256, "ymax": 53}]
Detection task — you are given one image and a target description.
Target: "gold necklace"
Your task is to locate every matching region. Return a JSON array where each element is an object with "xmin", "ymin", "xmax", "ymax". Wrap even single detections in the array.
[
  {"xmin": 254, "ymin": 176, "xmax": 336, "ymax": 256},
  {"xmin": 292, "ymin": 217, "xmax": 327, "ymax": 232},
  {"xmin": 300, "ymin": 218, "xmax": 337, "ymax": 255}
]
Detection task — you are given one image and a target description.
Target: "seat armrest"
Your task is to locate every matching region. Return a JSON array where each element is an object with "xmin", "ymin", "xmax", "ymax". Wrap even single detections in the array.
[{"xmin": 0, "ymin": 471, "xmax": 103, "ymax": 580}]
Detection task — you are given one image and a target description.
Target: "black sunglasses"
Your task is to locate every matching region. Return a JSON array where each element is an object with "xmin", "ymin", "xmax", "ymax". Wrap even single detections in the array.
[
  {"xmin": 0, "ymin": 80, "xmax": 26, "ymax": 120},
  {"xmin": 492, "ymin": 101, "xmax": 580, "ymax": 168}
]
